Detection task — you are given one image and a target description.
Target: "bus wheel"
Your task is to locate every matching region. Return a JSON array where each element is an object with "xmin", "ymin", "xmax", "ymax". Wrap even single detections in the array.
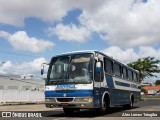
[
  {"xmin": 128, "ymin": 95, "xmax": 134, "ymax": 109},
  {"xmin": 123, "ymin": 96, "xmax": 134, "ymax": 109},
  {"xmin": 98, "ymin": 97, "xmax": 110, "ymax": 114},
  {"xmin": 63, "ymin": 108, "xmax": 74, "ymax": 115}
]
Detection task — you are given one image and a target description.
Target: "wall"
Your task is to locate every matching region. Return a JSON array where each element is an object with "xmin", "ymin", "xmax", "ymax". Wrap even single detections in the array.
[{"xmin": 0, "ymin": 90, "xmax": 44, "ymax": 103}]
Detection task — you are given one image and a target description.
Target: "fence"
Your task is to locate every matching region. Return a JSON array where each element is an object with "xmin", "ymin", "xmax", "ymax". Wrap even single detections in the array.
[{"xmin": 0, "ymin": 90, "xmax": 45, "ymax": 103}]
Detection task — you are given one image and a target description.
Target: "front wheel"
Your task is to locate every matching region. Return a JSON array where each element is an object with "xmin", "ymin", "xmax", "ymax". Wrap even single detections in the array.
[
  {"xmin": 97, "ymin": 98, "xmax": 110, "ymax": 114},
  {"xmin": 63, "ymin": 108, "xmax": 74, "ymax": 115}
]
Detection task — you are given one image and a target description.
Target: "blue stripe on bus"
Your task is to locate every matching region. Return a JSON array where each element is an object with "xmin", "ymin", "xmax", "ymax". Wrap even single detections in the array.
[
  {"xmin": 115, "ymin": 81, "xmax": 130, "ymax": 87},
  {"xmin": 45, "ymin": 90, "xmax": 93, "ymax": 97},
  {"xmin": 105, "ymin": 74, "xmax": 114, "ymax": 88}
]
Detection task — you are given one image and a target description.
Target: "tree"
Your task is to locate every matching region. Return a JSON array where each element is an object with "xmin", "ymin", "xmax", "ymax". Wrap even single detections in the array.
[
  {"xmin": 155, "ymin": 80, "xmax": 160, "ymax": 86},
  {"xmin": 141, "ymin": 88, "xmax": 146, "ymax": 93},
  {"xmin": 127, "ymin": 57, "xmax": 160, "ymax": 81}
]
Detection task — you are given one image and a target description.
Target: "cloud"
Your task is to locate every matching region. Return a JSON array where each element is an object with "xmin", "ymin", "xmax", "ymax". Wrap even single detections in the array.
[
  {"xmin": 102, "ymin": 46, "xmax": 139, "ymax": 63},
  {"xmin": 1, "ymin": 0, "xmax": 160, "ymax": 47},
  {"xmin": 102, "ymin": 46, "xmax": 160, "ymax": 82},
  {"xmin": 46, "ymin": 0, "xmax": 160, "ymax": 46},
  {"xmin": 48, "ymin": 23, "xmax": 91, "ymax": 42},
  {"xmin": 102, "ymin": 46, "xmax": 160, "ymax": 63},
  {"xmin": 0, "ymin": 57, "xmax": 48, "ymax": 76},
  {"xmin": 0, "ymin": 0, "xmax": 73, "ymax": 26},
  {"xmin": 139, "ymin": 46, "xmax": 160, "ymax": 58},
  {"xmin": 0, "ymin": 31, "xmax": 54, "ymax": 53},
  {"xmin": 0, "ymin": 0, "xmax": 105, "ymax": 26},
  {"xmin": 0, "ymin": 61, "xmax": 12, "ymax": 74},
  {"xmin": 79, "ymin": 0, "xmax": 160, "ymax": 47}
]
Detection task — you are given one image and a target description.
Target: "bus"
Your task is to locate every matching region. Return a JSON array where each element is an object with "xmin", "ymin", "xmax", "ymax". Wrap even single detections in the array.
[{"xmin": 41, "ymin": 50, "xmax": 141, "ymax": 114}]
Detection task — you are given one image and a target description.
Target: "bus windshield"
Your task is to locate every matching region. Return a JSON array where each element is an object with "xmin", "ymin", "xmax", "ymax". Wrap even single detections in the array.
[{"xmin": 47, "ymin": 54, "xmax": 93, "ymax": 84}]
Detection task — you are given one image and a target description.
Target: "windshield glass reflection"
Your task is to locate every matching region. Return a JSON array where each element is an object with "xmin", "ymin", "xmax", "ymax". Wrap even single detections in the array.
[{"xmin": 47, "ymin": 54, "xmax": 93, "ymax": 84}]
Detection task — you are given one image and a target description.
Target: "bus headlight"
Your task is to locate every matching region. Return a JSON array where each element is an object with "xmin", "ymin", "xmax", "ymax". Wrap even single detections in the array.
[
  {"xmin": 45, "ymin": 98, "xmax": 56, "ymax": 103},
  {"xmin": 74, "ymin": 97, "xmax": 93, "ymax": 102},
  {"xmin": 83, "ymin": 97, "xmax": 93, "ymax": 102}
]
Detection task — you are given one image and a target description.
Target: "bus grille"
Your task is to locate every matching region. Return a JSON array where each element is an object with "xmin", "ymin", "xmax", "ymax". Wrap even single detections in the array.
[{"xmin": 56, "ymin": 98, "xmax": 73, "ymax": 102}]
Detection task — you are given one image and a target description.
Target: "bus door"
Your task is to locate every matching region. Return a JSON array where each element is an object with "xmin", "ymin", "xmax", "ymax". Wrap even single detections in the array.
[{"xmin": 94, "ymin": 60, "xmax": 104, "ymax": 108}]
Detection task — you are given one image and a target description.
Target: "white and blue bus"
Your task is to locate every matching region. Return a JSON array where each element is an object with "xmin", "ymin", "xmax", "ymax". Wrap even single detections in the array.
[{"xmin": 42, "ymin": 50, "xmax": 141, "ymax": 114}]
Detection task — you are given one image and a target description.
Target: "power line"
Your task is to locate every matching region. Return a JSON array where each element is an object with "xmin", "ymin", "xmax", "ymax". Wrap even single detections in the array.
[{"xmin": 0, "ymin": 50, "xmax": 40, "ymax": 58}]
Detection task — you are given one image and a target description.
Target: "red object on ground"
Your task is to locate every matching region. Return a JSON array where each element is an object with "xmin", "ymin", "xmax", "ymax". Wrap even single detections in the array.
[{"xmin": 145, "ymin": 92, "xmax": 148, "ymax": 95}]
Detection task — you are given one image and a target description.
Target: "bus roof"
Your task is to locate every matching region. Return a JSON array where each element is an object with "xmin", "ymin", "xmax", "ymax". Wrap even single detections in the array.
[
  {"xmin": 53, "ymin": 50, "xmax": 98, "ymax": 57},
  {"xmin": 52, "ymin": 50, "xmax": 139, "ymax": 73}
]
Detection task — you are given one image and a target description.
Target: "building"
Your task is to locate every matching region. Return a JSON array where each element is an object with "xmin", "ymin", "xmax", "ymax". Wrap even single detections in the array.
[
  {"xmin": 141, "ymin": 82, "xmax": 160, "ymax": 95},
  {"xmin": 0, "ymin": 74, "xmax": 45, "ymax": 103},
  {"xmin": 143, "ymin": 85, "xmax": 160, "ymax": 92},
  {"xmin": 141, "ymin": 82, "xmax": 153, "ymax": 87},
  {"xmin": 0, "ymin": 74, "xmax": 45, "ymax": 91}
]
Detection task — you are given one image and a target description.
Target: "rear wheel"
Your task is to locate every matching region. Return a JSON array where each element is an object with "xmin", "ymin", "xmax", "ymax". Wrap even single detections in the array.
[
  {"xmin": 123, "ymin": 96, "xmax": 134, "ymax": 109},
  {"xmin": 63, "ymin": 108, "xmax": 74, "ymax": 115}
]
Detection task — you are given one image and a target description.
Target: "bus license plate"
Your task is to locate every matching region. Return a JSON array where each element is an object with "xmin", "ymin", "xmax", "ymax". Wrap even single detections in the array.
[{"xmin": 61, "ymin": 103, "xmax": 68, "ymax": 106}]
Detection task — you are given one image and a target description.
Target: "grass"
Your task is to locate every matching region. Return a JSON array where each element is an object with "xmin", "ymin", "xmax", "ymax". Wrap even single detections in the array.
[{"xmin": 141, "ymin": 95, "xmax": 160, "ymax": 99}]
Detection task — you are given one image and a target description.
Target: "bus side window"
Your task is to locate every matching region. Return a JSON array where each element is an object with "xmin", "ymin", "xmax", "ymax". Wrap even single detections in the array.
[
  {"xmin": 122, "ymin": 67, "xmax": 128, "ymax": 79},
  {"xmin": 137, "ymin": 73, "xmax": 140, "ymax": 83},
  {"xmin": 111, "ymin": 61, "xmax": 114, "ymax": 74},
  {"xmin": 104, "ymin": 58, "xmax": 113, "ymax": 74},
  {"xmin": 128, "ymin": 70, "xmax": 133, "ymax": 81},
  {"xmin": 101, "ymin": 61, "xmax": 104, "ymax": 82},
  {"xmin": 114, "ymin": 62, "xmax": 121, "ymax": 77},
  {"xmin": 119, "ymin": 65, "xmax": 122, "ymax": 77},
  {"xmin": 128, "ymin": 69, "xmax": 132, "ymax": 81},
  {"xmin": 133, "ymin": 72, "xmax": 137, "ymax": 82}
]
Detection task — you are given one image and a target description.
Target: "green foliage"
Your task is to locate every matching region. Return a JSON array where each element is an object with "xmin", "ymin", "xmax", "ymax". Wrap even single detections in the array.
[
  {"xmin": 141, "ymin": 88, "xmax": 146, "ymax": 93},
  {"xmin": 155, "ymin": 80, "xmax": 160, "ymax": 85},
  {"xmin": 127, "ymin": 57, "xmax": 160, "ymax": 81}
]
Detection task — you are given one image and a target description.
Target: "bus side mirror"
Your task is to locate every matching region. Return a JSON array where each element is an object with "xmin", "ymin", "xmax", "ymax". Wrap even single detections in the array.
[
  {"xmin": 96, "ymin": 62, "xmax": 101, "ymax": 73},
  {"xmin": 41, "ymin": 64, "xmax": 44, "ymax": 75}
]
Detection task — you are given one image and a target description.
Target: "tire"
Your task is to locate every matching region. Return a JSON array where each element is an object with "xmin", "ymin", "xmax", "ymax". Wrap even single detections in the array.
[
  {"xmin": 63, "ymin": 108, "xmax": 74, "ymax": 115},
  {"xmin": 97, "ymin": 96, "xmax": 110, "ymax": 114},
  {"xmin": 129, "ymin": 98, "xmax": 134, "ymax": 109},
  {"xmin": 123, "ymin": 96, "xmax": 134, "ymax": 109}
]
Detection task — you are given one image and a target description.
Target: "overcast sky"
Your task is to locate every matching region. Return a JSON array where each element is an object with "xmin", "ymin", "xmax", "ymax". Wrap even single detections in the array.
[{"xmin": 0, "ymin": 0, "xmax": 160, "ymax": 82}]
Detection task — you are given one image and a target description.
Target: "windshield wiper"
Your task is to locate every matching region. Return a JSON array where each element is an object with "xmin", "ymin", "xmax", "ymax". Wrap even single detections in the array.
[
  {"xmin": 49, "ymin": 79, "xmax": 65, "ymax": 84},
  {"xmin": 66, "ymin": 79, "xmax": 77, "ymax": 84}
]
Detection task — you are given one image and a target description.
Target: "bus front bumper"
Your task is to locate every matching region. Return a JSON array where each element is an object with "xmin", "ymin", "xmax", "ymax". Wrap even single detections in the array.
[{"xmin": 45, "ymin": 97, "xmax": 94, "ymax": 109}]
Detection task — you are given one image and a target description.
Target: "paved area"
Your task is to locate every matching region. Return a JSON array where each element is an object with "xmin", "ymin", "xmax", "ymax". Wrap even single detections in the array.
[
  {"xmin": 0, "ymin": 104, "xmax": 57, "ymax": 111},
  {"xmin": 0, "ymin": 99, "xmax": 160, "ymax": 120}
]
